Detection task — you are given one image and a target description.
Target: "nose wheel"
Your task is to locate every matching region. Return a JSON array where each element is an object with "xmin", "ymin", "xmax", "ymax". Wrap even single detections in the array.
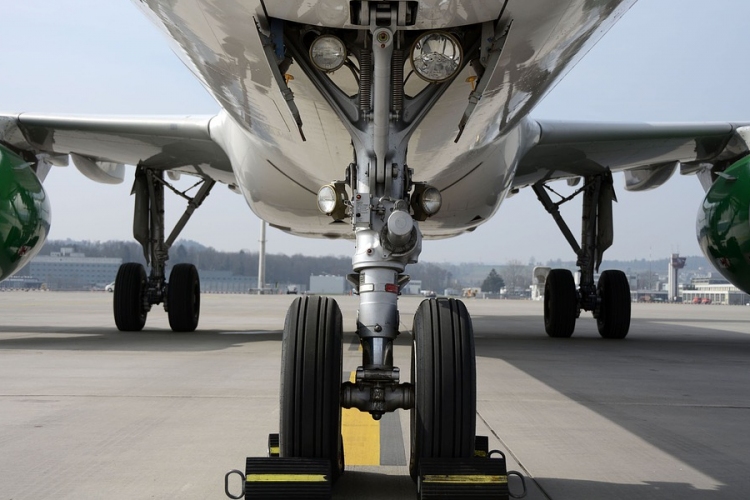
[
  {"xmin": 279, "ymin": 296, "xmax": 344, "ymax": 480},
  {"xmin": 409, "ymin": 298, "xmax": 476, "ymax": 481}
]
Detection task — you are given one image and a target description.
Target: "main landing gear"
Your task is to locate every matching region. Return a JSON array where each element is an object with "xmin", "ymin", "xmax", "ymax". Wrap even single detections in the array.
[
  {"xmin": 113, "ymin": 167, "xmax": 214, "ymax": 332},
  {"xmin": 533, "ymin": 172, "xmax": 631, "ymax": 339}
]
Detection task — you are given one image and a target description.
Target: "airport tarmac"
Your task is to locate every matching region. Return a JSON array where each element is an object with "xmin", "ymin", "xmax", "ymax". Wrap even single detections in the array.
[{"xmin": 1, "ymin": 291, "xmax": 749, "ymax": 499}]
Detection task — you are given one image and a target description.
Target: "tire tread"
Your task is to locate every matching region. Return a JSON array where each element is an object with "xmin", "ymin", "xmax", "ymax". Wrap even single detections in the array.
[
  {"xmin": 597, "ymin": 270, "xmax": 631, "ymax": 339},
  {"xmin": 544, "ymin": 269, "xmax": 577, "ymax": 338},
  {"xmin": 410, "ymin": 298, "xmax": 475, "ymax": 479},
  {"xmin": 167, "ymin": 263, "xmax": 200, "ymax": 332},
  {"xmin": 113, "ymin": 263, "xmax": 147, "ymax": 332},
  {"xmin": 280, "ymin": 296, "xmax": 343, "ymax": 479}
]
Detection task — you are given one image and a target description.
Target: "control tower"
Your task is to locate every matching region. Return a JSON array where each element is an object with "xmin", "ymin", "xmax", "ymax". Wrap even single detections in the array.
[{"xmin": 668, "ymin": 253, "xmax": 686, "ymax": 302}]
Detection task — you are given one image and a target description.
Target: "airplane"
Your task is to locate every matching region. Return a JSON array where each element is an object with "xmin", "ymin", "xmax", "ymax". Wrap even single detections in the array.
[{"xmin": 2, "ymin": 0, "xmax": 749, "ymax": 492}]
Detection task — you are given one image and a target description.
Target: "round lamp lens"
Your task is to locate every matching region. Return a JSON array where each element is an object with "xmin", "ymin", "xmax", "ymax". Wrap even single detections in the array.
[
  {"xmin": 317, "ymin": 185, "xmax": 338, "ymax": 214},
  {"xmin": 410, "ymin": 32, "xmax": 462, "ymax": 82},
  {"xmin": 420, "ymin": 186, "xmax": 442, "ymax": 215},
  {"xmin": 310, "ymin": 35, "xmax": 347, "ymax": 72}
]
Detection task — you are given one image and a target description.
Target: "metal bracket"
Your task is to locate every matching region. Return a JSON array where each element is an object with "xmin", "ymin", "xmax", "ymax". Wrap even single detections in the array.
[
  {"xmin": 341, "ymin": 379, "xmax": 413, "ymax": 419},
  {"xmin": 224, "ymin": 469, "xmax": 244, "ymax": 500},
  {"xmin": 255, "ymin": 19, "xmax": 306, "ymax": 141},
  {"xmin": 455, "ymin": 18, "xmax": 513, "ymax": 143}
]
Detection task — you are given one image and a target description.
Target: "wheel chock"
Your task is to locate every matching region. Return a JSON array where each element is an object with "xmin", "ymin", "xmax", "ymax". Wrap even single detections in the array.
[
  {"xmin": 245, "ymin": 457, "xmax": 331, "ymax": 499},
  {"xmin": 418, "ymin": 454, "xmax": 516, "ymax": 500},
  {"xmin": 225, "ymin": 457, "xmax": 332, "ymax": 499}
]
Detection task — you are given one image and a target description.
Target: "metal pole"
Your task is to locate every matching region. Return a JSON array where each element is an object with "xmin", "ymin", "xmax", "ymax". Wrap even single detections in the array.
[{"xmin": 258, "ymin": 221, "xmax": 266, "ymax": 295}]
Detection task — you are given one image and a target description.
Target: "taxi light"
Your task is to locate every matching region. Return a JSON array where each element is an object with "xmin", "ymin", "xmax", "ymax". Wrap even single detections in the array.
[
  {"xmin": 317, "ymin": 185, "xmax": 337, "ymax": 215},
  {"xmin": 310, "ymin": 35, "xmax": 347, "ymax": 72},
  {"xmin": 410, "ymin": 31, "xmax": 462, "ymax": 82},
  {"xmin": 411, "ymin": 184, "xmax": 442, "ymax": 221},
  {"xmin": 419, "ymin": 186, "xmax": 442, "ymax": 216},
  {"xmin": 317, "ymin": 183, "xmax": 348, "ymax": 220}
]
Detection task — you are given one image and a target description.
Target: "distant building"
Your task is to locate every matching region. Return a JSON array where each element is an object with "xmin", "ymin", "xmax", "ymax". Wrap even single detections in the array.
[
  {"xmin": 199, "ymin": 270, "xmax": 257, "ymax": 293},
  {"xmin": 681, "ymin": 277, "xmax": 750, "ymax": 305},
  {"xmin": 26, "ymin": 247, "xmax": 121, "ymax": 290},
  {"xmin": 630, "ymin": 289, "xmax": 669, "ymax": 302},
  {"xmin": 404, "ymin": 279, "xmax": 422, "ymax": 295},
  {"xmin": 0, "ymin": 275, "xmax": 43, "ymax": 290},
  {"xmin": 668, "ymin": 253, "xmax": 687, "ymax": 302},
  {"xmin": 309, "ymin": 275, "xmax": 348, "ymax": 294}
]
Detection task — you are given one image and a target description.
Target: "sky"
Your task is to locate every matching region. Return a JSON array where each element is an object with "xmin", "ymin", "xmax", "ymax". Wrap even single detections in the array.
[{"xmin": 1, "ymin": 0, "xmax": 749, "ymax": 265}]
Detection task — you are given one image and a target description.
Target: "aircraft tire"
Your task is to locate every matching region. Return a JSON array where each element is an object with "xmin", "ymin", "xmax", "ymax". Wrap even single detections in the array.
[
  {"xmin": 544, "ymin": 268, "xmax": 577, "ymax": 338},
  {"xmin": 409, "ymin": 298, "xmax": 476, "ymax": 481},
  {"xmin": 113, "ymin": 262, "xmax": 147, "ymax": 332},
  {"xmin": 280, "ymin": 296, "xmax": 344, "ymax": 480},
  {"xmin": 596, "ymin": 270, "xmax": 631, "ymax": 339},
  {"xmin": 167, "ymin": 264, "xmax": 200, "ymax": 332}
]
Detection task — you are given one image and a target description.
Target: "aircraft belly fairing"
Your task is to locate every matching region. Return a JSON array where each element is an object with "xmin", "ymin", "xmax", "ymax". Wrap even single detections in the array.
[{"xmin": 216, "ymin": 111, "xmax": 534, "ymax": 239}]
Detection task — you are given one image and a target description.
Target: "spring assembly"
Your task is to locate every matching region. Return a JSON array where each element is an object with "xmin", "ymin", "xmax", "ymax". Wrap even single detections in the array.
[
  {"xmin": 359, "ymin": 50, "xmax": 373, "ymax": 113},
  {"xmin": 391, "ymin": 49, "xmax": 404, "ymax": 115}
]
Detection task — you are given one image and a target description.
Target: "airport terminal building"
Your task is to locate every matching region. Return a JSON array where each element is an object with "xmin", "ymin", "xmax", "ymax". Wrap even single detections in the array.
[
  {"xmin": 681, "ymin": 277, "xmax": 750, "ymax": 305},
  {"xmin": 25, "ymin": 247, "xmax": 122, "ymax": 291}
]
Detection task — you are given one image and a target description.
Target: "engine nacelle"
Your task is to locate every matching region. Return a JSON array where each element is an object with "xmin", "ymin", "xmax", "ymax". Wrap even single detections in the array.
[
  {"xmin": 696, "ymin": 156, "xmax": 750, "ymax": 294},
  {"xmin": 0, "ymin": 143, "xmax": 51, "ymax": 282}
]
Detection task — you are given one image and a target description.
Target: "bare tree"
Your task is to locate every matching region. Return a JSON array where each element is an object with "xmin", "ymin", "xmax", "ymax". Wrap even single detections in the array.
[{"xmin": 502, "ymin": 259, "xmax": 531, "ymax": 294}]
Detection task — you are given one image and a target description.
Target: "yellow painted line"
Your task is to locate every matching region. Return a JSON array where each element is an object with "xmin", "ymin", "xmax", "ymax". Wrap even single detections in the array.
[
  {"xmin": 247, "ymin": 474, "xmax": 327, "ymax": 482},
  {"xmin": 423, "ymin": 474, "xmax": 508, "ymax": 484},
  {"xmin": 341, "ymin": 371, "xmax": 380, "ymax": 465}
]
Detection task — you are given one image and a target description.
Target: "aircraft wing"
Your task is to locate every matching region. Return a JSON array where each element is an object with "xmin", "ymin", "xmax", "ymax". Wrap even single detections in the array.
[
  {"xmin": 0, "ymin": 113, "xmax": 234, "ymax": 185},
  {"xmin": 513, "ymin": 119, "xmax": 750, "ymax": 191}
]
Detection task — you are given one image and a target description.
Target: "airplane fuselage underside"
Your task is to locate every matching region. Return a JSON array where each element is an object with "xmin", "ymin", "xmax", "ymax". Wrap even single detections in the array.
[{"xmin": 136, "ymin": 0, "xmax": 635, "ymax": 239}]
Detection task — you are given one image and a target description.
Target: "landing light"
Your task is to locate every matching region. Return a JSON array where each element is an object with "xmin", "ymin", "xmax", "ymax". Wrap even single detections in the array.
[
  {"xmin": 310, "ymin": 35, "xmax": 347, "ymax": 72},
  {"xmin": 410, "ymin": 31, "xmax": 462, "ymax": 82}
]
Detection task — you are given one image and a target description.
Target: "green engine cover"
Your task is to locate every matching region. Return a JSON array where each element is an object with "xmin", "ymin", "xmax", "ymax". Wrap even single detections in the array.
[
  {"xmin": 697, "ymin": 155, "xmax": 750, "ymax": 294},
  {"xmin": 0, "ymin": 143, "xmax": 51, "ymax": 282}
]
